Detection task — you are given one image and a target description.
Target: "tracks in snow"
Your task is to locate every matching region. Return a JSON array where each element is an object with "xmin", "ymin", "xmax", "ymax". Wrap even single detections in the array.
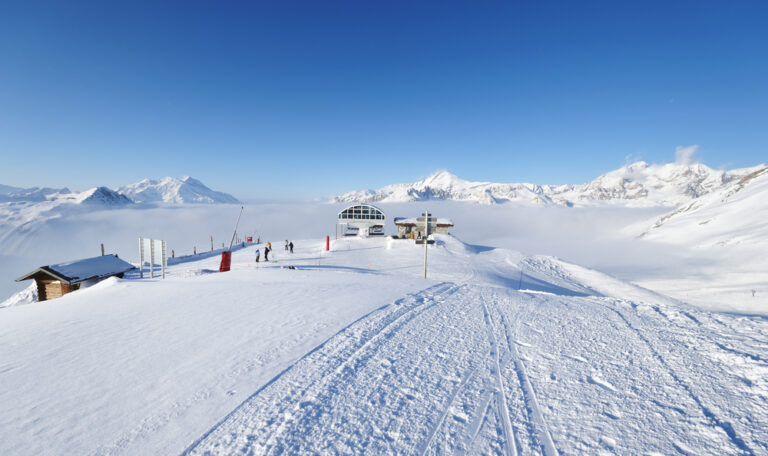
[
  {"xmin": 184, "ymin": 282, "xmax": 768, "ymax": 455},
  {"xmin": 184, "ymin": 284, "xmax": 559, "ymax": 455}
]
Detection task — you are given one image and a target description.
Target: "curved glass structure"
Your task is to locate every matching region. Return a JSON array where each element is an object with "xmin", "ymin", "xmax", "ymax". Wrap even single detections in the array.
[{"xmin": 338, "ymin": 204, "xmax": 385, "ymax": 222}]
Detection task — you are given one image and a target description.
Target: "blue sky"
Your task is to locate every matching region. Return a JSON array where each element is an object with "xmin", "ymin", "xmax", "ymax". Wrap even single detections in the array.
[{"xmin": 1, "ymin": 0, "xmax": 766, "ymax": 200}]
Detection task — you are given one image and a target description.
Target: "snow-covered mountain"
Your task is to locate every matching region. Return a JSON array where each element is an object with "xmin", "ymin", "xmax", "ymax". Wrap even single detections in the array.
[
  {"xmin": 334, "ymin": 170, "xmax": 560, "ymax": 206},
  {"xmin": 71, "ymin": 187, "xmax": 134, "ymax": 206},
  {"xmin": 118, "ymin": 176, "xmax": 241, "ymax": 204},
  {"xmin": 638, "ymin": 164, "xmax": 768, "ymax": 248},
  {"xmin": 0, "ymin": 187, "xmax": 133, "ymax": 244},
  {"xmin": 0, "ymin": 185, "xmax": 71, "ymax": 203},
  {"xmin": 334, "ymin": 162, "xmax": 764, "ymax": 207}
]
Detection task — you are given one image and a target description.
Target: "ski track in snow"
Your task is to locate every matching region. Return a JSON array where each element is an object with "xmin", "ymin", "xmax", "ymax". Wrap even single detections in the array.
[{"xmin": 183, "ymin": 261, "xmax": 768, "ymax": 455}]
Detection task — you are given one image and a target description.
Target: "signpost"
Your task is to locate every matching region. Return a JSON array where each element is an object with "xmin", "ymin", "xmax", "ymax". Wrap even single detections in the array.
[
  {"xmin": 139, "ymin": 237, "xmax": 167, "ymax": 279},
  {"xmin": 420, "ymin": 211, "xmax": 435, "ymax": 279}
]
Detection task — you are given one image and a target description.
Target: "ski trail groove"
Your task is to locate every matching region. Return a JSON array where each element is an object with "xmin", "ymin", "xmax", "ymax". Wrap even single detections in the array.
[
  {"xmin": 458, "ymin": 387, "xmax": 494, "ymax": 455},
  {"xmin": 261, "ymin": 282, "xmax": 460, "ymax": 452},
  {"xmin": 602, "ymin": 302, "xmax": 755, "ymax": 455},
  {"xmin": 497, "ymin": 299, "xmax": 559, "ymax": 456},
  {"xmin": 418, "ymin": 365, "xmax": 478, "ymax": 456},
  {"xmin": 481, "ymin": 297, "xmax": 518, "ymax": 456},
  {"xmin": 182, "ymin": 282, "xmax": 457, "ymax": 455}
]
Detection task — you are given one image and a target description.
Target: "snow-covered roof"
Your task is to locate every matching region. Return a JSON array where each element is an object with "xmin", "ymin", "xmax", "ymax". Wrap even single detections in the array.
[
  {"xmin": 393, "ymin": 217, "xmax": 454, "ymax": 227},
  {"xmin": 16, "ymin": 254, "xmax": 135, "ymax": 284}
]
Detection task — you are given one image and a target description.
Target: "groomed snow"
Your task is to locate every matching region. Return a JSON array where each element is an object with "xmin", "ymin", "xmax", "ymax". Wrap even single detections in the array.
[{"xmin": 2, "ymin": 236, "xmax": 767, "ymax": 455}]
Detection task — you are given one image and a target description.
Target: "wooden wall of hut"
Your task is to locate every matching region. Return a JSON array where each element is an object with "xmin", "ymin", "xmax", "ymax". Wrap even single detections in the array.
[{"xmin": 36, "ymin": 279, "xmax": 80, "ymax": 302}]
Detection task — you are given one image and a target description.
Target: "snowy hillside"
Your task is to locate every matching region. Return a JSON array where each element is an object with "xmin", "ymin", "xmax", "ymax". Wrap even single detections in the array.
[
  {"xmin": 638, "ymin": 164, "xmax": 768, "ymax": 247},
  {"xmin": 0, "ymin": 184, "xmax": 70, "ymax": 203},
  {"xmin": 627, "ymin": 165, "xmax": 768, "ymax": 309},
  {"xmin": 334, "ymin": 162, "xmax": 762, "ymax": 207},
  {"xmin": 1, "ymin": 236, "xmax": 767, "ymax": 455},
  {"xmin": 118, "ymin": 176, "xmax": 241, "ymax": 204}
]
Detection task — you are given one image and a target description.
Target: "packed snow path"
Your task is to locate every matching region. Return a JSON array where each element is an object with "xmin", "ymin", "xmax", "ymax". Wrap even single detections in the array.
[
  {"xmin": 2, "ymin": 236, "xmax": 767, "ymax": 455},
  {"xmin": 185, "ymin": 280, "xmax": 768, "ymax": 454}
]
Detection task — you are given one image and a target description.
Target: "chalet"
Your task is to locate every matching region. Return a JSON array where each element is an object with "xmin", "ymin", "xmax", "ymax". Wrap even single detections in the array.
[
  {"xmin": 393, "ymin": 213, "xmax": 454, "ymax": 239},
  {"xmin": 15, "ymin": 254, "xmax": 135, "ymax": 301}
]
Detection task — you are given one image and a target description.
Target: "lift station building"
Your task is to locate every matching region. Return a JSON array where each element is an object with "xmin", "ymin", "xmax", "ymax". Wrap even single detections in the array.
[{"xmin": 337, "ymin": 204, "xmax": 386, "ymax": 236}]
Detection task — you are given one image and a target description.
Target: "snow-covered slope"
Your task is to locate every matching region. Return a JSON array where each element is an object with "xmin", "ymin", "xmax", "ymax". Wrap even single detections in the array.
[
  {"xmin": 334, "ymin": 162, "xmax": 762, "ymax": 207},
  {"xmin": 0, "ymin": 187, "xmax": 133, "ymax": 250},
  {"xmin": 118, "ymin": 176, "xmax": 241, "ymax": 204},
  {"xmin": 625, "ymin": 165, "xmax": 768, "ymax": 309},
  {"xmin": 2, "ymin": 236, "xmax": 767, "ymax": 455},
  {"xmin": 0, "ymin": 184, "xmax": 71, "ymax": 203},
  {"xmin": 638, "ymin": 164, "xmax": 768, "ymax": 247}
]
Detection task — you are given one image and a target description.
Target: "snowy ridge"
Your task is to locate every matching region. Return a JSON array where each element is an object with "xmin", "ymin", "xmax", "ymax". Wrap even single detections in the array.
[
  {"xmin": 638, "ymin": 164, "xmax": 768, "ymax": 248},
  {"xmin": 0, "ymin": 185, "xmax": 71, "ymax": 203},
  {"xmin": 334, "ymin": 162, "xmax": 763, "ymax": 207},
  {"xmin": 118, "ymin": 176, "xmax": 240, "ymax": 204}
]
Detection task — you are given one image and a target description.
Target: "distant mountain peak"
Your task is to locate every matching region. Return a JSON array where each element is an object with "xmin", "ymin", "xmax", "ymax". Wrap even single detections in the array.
[
  {"xmin": 76, "ymin": 187, "xmax": 133, "ymax": 206},
  {"xmin": 118, "ymin": 176, "xmax": 240, "ymax": 204},
  {"xmin": 419, "ymin": 170, "xmax": 466, "ymax": 188}
]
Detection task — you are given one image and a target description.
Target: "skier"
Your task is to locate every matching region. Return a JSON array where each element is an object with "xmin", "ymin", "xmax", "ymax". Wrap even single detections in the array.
[
  {"xmin": 289, "ymin": 241, "xmax": 294, "ymax": 253},
  {"xmin": 255, "ymin": 248, "xmax": 260, "ymax": 263},
  {"xmin": 264, "ymin": 245, "xmax": 269, "ymax": 261},
  {"xmin": 285, "ymin": 240, "xmax": 289, "ymax": 251}
]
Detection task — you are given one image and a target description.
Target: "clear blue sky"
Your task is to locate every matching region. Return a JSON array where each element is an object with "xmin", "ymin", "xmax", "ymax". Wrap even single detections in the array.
[{"xmin": 1, "ymin": 0, "xmax": 766, "ymax": 200}]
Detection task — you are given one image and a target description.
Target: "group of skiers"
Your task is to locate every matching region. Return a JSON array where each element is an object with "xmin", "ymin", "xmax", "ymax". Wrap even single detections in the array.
[{"xmin": 254, "ymin": 240, "xmax": 293, "ymax": 263}]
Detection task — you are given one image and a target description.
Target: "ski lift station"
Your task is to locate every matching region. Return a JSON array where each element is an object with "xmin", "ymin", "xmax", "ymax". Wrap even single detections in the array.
[{"xmin": 337, "ymin": 204, "xmax": 386, "ymax": 236}]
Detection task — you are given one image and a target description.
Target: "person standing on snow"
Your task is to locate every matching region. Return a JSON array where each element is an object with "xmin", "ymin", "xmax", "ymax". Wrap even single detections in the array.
[
  {"xmin": 289, "ymin": 241, "xmax": 294, "ymax": 253},
  {"xmin": 264, "ymin": 245, "xmax": 269, "ymax": 261},
  {"xmin": 285, "ymin": 240, "xmax": 289, "ymax": 251},
  {"xmin": 255, "ymin": 248, "xmax": 260, "ymax": 263}
]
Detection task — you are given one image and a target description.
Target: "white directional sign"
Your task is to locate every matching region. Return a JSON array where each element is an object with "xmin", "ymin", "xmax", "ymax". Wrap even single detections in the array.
[{"xmin": 139, "ymin": 237, "xmax": 167, "ymax": 279}]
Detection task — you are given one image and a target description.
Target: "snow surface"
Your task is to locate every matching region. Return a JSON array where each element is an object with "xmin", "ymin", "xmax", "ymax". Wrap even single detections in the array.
[{"xmin": 2, "ymin": 236, "xmax": 767, "ymax": 455}]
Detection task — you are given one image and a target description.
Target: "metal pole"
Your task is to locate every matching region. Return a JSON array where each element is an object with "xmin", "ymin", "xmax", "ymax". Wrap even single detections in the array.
[
  {"xmin": 162, "ymin": 240, "xmax": 167, "ymax": 279},
  {"xmin": 229, "ymin": 206, "xmax": 244, "ymax": 251},
  {"xmin": 423, "ymin": 211, "xmax": 429, "ymax": 279}
]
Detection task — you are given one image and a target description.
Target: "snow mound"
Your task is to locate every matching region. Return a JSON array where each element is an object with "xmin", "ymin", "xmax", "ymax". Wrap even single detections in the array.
[
  {"xmin": 118, "ymin": 176, "xmax": 240, "ymax": 204},
  {"xmin": 0, "ymin": 282, "xmax": 37, "ymax": 308}
]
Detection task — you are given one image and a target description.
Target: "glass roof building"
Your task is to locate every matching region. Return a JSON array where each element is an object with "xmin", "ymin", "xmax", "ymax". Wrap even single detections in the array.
[{"xmin": 337, "ymin": 204, "xmax": 386, "ymax": 236}]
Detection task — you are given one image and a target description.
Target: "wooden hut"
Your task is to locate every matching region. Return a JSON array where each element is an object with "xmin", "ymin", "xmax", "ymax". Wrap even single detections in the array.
[{"xmin": 15, "ymin": 254, "xmax": 135, "ymax": 301}]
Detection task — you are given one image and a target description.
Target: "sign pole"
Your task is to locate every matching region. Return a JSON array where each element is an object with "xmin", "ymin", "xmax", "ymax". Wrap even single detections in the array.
[{"xmin": 423, "ymin": 210, "xmax": 429, "ymax": 279}]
